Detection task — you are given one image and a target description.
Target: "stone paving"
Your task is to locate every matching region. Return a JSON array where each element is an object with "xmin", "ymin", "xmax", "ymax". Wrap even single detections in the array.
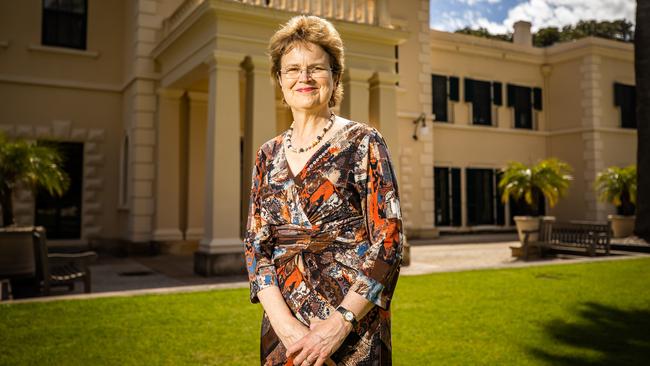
[{"xmin": 6, "ymin": 234, "xmax": 649, "ymax": 304}]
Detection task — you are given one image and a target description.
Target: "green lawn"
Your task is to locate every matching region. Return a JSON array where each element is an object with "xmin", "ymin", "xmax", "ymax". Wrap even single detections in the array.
[{"xmin": 1, "ymin": 258, "xmax": 649, "ymax": 365}]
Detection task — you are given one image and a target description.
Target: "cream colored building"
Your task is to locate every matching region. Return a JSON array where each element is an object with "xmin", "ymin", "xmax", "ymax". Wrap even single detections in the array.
[{"xmin": 0, "ymin": 1, "xmax": 636, "ymax": 275}]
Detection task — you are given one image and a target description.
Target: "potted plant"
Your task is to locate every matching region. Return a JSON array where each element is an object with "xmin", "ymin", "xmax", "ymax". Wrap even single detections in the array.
[
  {"xmin": 499, "ymin": 158, "xmax": 573, "ymax": 256},
  {"xmin": 595, "ymin": 165, "xmax": 637, "ymax": 238},
  {"xmin": 0, "ymin": 132, "xmax": 69, "ymax": 227}
]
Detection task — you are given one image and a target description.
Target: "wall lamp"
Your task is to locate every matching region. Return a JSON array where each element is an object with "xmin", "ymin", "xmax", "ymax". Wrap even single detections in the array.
[{"xmin": 412, "ymin": 113, "xmax": 434, "ymax": 140}]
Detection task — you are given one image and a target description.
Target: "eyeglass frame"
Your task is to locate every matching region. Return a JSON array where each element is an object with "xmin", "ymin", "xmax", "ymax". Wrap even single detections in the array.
[{"xmin": 278, "ymin": 64, "xmax": 333, "ymax": 80}]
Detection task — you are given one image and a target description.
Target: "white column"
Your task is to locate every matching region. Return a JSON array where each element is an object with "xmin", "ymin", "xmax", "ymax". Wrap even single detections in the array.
[
  {"xmin": 341, "ymin": 68, "xmax": 372, "ymax": 123},
  {"xmin": 153, "ymin": 88, "xmax": 184, "ymax": 241},
  {"xmin": 242, "ymin": 55, "xmax": 278, "ymax": 235},
  {"xmin": 369, "ymin": 71, "xmax": 400, "ymax": 172},
  {"xmin": 185, "ymin": 91, "xmax": 208, "ymax": 241},
  {"xmin": 196, "ymin": 51, "xmax": 245, "ymax": 276}
]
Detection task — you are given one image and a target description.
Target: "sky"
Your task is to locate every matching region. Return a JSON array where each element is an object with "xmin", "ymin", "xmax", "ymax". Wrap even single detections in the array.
[{"xmin": 430, "ymin": 0, "xmax": 637, "ymax": 34}]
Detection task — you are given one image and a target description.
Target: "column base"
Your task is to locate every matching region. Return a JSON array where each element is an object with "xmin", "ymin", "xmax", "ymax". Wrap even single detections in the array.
[{"xmin": 194, "ymin": 250, "xmax": 246, "ymax": 277}]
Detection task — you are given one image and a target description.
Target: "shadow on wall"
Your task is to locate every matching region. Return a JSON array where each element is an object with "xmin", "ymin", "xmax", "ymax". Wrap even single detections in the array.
[{"xmin": 528, "ymin": 302, "xmax": 650, "ymax": 365}]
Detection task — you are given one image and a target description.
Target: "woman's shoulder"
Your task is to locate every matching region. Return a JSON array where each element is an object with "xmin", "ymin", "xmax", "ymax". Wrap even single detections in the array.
[
  {"xmin": 341, "ymin": 118, "xmax": 386, "ymax": 144},
  {"xmin": 256, "ymin": 133, "xmax": 284, "ymax": 158}
]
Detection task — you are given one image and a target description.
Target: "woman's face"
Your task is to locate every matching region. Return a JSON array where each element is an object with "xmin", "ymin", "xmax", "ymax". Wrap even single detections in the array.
[{"xmin": 278, "ymin": 42, "xmax": 335, "ymax": 113}]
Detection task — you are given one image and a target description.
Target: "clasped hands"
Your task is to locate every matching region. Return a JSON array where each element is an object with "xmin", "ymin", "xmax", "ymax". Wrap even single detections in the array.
[{"xmin": 280, "ymin": 312, "xmax": 353, "ymax": 366}]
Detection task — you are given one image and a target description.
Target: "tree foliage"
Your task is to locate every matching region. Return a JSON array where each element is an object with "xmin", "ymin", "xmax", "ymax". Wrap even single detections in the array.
[
  {"xmin": 594, "ymin": 165, "xmax": 637, "ymax": 216},
  {"xmin": 0, "ymin": 132, "xmax": 70, "ymax": 226},
  {"xmin": 454, "ymin": 19, "xmax": 634, "ymax": 48},
  {"xmin": 499, "ymin": 158, "xmax": 573, "ymax": 213}
]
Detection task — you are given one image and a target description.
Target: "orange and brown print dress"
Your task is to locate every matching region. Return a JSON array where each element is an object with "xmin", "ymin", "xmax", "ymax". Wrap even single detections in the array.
[{"xmin": 245, "ymin": 120, "xmax": 404, "ymax": 366}]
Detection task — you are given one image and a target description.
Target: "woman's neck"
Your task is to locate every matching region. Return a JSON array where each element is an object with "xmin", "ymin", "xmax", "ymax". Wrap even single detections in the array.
[{"xmin": 290, "ymin": 107, "xmax": 332, "ymax": 139}]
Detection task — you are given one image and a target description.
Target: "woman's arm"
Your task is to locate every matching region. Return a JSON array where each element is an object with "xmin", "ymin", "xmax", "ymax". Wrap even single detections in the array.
[{"xmin": 257, "ymin": 286, "xmax": 311, "ymax": 348}]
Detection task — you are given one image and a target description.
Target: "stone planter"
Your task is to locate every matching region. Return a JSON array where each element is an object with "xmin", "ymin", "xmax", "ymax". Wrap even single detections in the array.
[
  {"xmin": 608, "ymin": 215, "xmax": 635, "ymax": 238},
  {"xmin": 514, "ymin": 216, "xmax": 541, "ymax": 243}
]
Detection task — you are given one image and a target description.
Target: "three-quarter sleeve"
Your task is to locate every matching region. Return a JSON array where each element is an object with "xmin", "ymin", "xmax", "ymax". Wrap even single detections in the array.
[
  {"xmin": 349, "ymin": 130, "xmax": 404, "ymax": 310},
  {"xmin": 244, "ymin": 148, "xmax": 278, "ymax": 303}
]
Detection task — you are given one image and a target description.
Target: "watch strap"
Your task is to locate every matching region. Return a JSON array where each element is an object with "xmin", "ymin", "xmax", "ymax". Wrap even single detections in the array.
[{"xmin": 336, "ymin": 305, "xmax": 358, "ymax": 327}]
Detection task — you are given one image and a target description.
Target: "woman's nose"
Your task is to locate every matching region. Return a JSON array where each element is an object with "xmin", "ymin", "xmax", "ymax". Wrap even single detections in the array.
[{"xmin": 297, "ymin": 69, "xmax": 313, "ymax": 82}]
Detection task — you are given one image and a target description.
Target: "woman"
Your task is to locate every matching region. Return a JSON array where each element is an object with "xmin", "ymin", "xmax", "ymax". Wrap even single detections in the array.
[{"xmin": 245, "ymin": 15, "xmax": 403, "ymax": 366}]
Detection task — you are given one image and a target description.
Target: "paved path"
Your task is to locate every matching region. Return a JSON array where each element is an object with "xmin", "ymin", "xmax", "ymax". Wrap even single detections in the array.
[{"xmin": 6, "ymin": 238, "xmax": 649, "ymax": 304}]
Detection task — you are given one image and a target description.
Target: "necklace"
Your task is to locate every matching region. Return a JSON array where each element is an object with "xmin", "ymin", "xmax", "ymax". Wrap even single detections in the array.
[{"xmin": 286, "ymin": 113, "xmax": 335, "ymax": 153}]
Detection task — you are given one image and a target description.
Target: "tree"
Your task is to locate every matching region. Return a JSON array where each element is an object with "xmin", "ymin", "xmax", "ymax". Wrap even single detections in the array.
[
  {"xmin": 499, "ymin": 158, "xmax": 573, "ymax": 215},
  {"xmin": 0, "ymin": 132, "xmax": 70, "ymax": 227},
  {"xmin": 455, "ymin": 27, "xmax": 512, "ymax": 42},
  {"xmin": 595, "ymin": 165, "xmax": 637, "ymax": 216},
  {"xmin": 455, "ymin": 19, "xmax": 635, "ymax": 48},
  {"xmin": 635, "ymin": 1, "xmax": 650, "ymax": 240}
]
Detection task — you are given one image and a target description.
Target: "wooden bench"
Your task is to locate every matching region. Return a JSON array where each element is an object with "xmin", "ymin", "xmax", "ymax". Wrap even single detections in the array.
[{"xmin": 522, "ymin": 220, "xmax": 611, "ymax": 260}]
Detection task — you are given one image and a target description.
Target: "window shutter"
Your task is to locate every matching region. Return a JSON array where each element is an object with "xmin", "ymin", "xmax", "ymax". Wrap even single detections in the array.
[
  {"xmin": 432, "ymin": 74, "xmax": 448, "ymax": 121},
  {"xmin": 614, "ymin": 82, "xmax": 623, "ymax": 106},
  {"xmin": 533, "ymin": 87, "xmax": 543, "ymax": 111},
  {"xmin": 465, "ymin": 78, "xmax": 474, "ymax": 102},
  {"xmin": 492, "ymin": 82, "xmax": 502, "ymax": 106},
  {"xmin": 449, "ymin": 76, "xmax": 459, "ymax": 101},
  {"xmin": 507, "ymin": 84, "xmax": 515, "ymax": 107}
]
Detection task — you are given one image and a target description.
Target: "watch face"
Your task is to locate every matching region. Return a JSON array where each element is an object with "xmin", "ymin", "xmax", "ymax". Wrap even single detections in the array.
[{"xmin": 344, "ymin": 312, "xmax": 354, "ymax": 322}]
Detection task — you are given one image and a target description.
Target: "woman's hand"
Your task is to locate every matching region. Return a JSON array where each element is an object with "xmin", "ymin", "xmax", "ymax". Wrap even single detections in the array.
[
  {"xmin": 276, "ymin": 318, "xmax": 310, "ymax": 349},
  {"xmin": 286, "ymin": 314, "xmax": 352, "ymax": 366}
]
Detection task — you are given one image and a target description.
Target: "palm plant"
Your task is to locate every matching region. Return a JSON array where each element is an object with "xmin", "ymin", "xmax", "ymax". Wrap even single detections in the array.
[
  {"xmin": 0, "ymin": 132, "xmax": 70, "ymax": 227},
  {"xmin": 595, "ymin": 165, "xmax": 637, "ymax": 216},
  {"xmin": 499, "ymin": 158, "xmax": 573, "ymax": 215}
]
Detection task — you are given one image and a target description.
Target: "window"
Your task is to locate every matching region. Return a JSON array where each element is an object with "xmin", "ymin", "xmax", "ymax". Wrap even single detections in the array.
[
  {"xmin": 42, "ymin": 0, "xmax": 88, "ymax": 50},
  {"xmin": 466, "ymin": 168, "xmax": 496, "ymax": 225},
  {"xmin": 431, "ymin": 74, "xmax": 459, "ymax": 123},
  {"xmin": 465, "ymin": 78, "xmax": 502, "ymax": 126},
  {"xmin": 507, "ymin": 84, "xmax": 542, "ymax": 129},
  {"xmin": 614, "ymin": 82, "xmax": 636, "ymax": 129},
  {"xmin": 35, "ymin": 141, "xmax": 84, "ymax": 239},
  {"xmin": 434, "ymin": 167, "xmax": 461, "ymax": 226}
]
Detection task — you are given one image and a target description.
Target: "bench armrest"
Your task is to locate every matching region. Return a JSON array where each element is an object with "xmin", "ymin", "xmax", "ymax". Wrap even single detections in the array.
[{"xmin": 522, "ymin": 229, "xmax": 539, "ymax": 245}]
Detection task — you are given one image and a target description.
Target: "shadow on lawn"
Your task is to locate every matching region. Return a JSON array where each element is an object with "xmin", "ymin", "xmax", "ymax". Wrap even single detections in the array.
[{"xmin": 528, "ymin": 302, "xmax": 650, "ymax": 365}]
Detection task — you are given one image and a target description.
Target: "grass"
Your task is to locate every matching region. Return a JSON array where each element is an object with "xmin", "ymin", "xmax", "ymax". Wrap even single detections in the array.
[{"xmin": 1, "ymin": 258, "xmax": 649, "ymax": 365}]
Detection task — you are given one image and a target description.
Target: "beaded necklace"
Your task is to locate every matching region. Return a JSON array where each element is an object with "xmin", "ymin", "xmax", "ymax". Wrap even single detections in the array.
[{"xmin": 286, "ymin": 113, "xmax": 335, "ymax": 153}]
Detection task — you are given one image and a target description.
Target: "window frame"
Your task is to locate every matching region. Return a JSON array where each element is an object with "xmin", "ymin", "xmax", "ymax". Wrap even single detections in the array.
[{"xmin": 41, "ymin": 0, "xmax": 88, "ymax": 50}]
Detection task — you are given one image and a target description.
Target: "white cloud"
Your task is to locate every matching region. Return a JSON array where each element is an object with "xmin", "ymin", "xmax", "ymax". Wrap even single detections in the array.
[
  {"xmin": 503, "ymin": 0, "xmax": 636, "ymax": 31},
  {"xmin": 432, "ymin": 0, "xmax": 635, "ymax": 33},
  {"xmin": 456, "ymin": 0, "xmax": 502, "ymax": 5}
]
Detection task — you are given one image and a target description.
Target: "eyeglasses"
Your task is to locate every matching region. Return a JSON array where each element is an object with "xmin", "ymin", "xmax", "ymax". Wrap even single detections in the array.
[{"xmin": 280, "ymin": 65, "xmax": 332, "ymax": 79}]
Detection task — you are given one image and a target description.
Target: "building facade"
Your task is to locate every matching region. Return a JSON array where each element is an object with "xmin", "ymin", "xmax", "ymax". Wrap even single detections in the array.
[{"xmin": 0, "ymin": 0, "xmax": 636, "ymax": 274}]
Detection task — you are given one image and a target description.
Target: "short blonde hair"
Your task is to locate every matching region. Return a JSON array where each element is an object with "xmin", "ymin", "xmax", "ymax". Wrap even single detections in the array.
[{"xmin": 268, "ymin": 15, "xmax": 345, "ymax": 107}]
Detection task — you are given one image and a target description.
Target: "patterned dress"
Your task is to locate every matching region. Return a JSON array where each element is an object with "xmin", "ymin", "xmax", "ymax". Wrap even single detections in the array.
[{"xmin": 244, "ymin": 120, "xmax": 404, "ymax": 365}]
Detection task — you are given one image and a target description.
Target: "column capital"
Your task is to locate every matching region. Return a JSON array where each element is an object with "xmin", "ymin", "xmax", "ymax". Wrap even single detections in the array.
[
  {"xmin": 204, "ymin": 50, "xmax": 244, "ymax": 71},
  {"xmin": 156, "ymin": 88, "xmax": 184, "ymax": 99},
  {"xmin": 187, "ymin": 91, "xmax": 208, "ymax": 102},
  {"xmin": 247, "ymin": 54, "xmax": 272, "ymax": 69},
  {"xmin": 541, "ymin": 64, "xmax": 552, "ymax": 77},
  {"xmin": 370, "ymin": 71, "xmax": 399, "ymax": 86},
  {"xmin": 344, "ymin": 68, "xmax": 374, "ymax": 83}
]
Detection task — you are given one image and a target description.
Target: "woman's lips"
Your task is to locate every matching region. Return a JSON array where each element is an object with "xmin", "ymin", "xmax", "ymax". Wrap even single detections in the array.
[{"xmin": 296, "ymin": 87, "xmax": 317, "ymax": 93}]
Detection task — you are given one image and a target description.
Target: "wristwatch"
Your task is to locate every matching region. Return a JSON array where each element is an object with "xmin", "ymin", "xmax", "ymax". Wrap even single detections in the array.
[{"xmin": 336, "ymin": 305, "xmax": 358, "ymax": 327}]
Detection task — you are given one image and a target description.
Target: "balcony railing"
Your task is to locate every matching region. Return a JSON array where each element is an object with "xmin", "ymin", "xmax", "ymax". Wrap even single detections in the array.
[{"xmin": 161, "ymin": 0, "xmax": 390, "ymax": 39}]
